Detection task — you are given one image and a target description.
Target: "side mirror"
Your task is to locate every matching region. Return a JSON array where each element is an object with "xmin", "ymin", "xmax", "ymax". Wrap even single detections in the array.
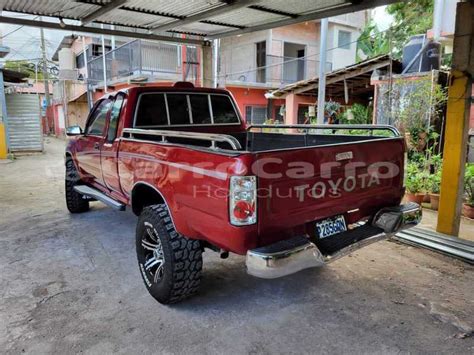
[{"xmin": 66, "ymin": 126, "xmax": 83, "ymax": 136}]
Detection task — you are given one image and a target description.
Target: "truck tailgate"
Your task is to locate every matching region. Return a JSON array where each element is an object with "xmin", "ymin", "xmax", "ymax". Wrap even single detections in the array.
[{"xmin": 254, "ymin": 137, "xmax": 405, "ymax": 241}]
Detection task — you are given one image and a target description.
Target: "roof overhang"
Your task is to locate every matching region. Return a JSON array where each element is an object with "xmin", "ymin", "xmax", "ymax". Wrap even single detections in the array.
[
  {"xmin": 268, "ymin": 55, "xmax": 401, "ymax": 98},
  {"xmin": 0, "ymin": 0, "xmax": 400, "ymax": 46}
]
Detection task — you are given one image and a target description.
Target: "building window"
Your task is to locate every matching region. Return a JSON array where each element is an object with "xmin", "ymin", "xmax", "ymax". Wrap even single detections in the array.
[
  {"xmin": 256, "ymin": 41, "xmax": 266, "ymax": 83},
  {"xmin": 91, "ymin": 44, "xmax": 111, "ymax": 58},
  {"xmin": 245, "ymin": 106, "xmax": 267, "ymax": 124},
  {"xmin": 338, "ymin": 30, "xmax": 352, "ymax": 50},
  {"xmin": 75, "ymin": 52, "xmax": 85, "ymax": 69}
]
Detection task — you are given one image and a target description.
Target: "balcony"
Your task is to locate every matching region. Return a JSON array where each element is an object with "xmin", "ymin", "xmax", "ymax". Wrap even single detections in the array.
[
  {"xmin": 220, "ymin": 55, "xmax": 332, "ymax": 88},
  {"xmin": 87, "ymin": 39, "xmax": 199, "ymax": 86}
]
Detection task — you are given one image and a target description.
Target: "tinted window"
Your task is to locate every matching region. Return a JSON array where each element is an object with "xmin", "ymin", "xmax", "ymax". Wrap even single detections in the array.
[
  {"xmin": 87, "ymin": 99, "xmax": 111, "ymax": 136},
  {"xmin": 167, "ymin": 94, "xmax": 190, "ymax": 125},
  {"xmin": 189, "ymin": 94, "xmax": 211, "ymax": 124},
  {"xmin": 107, "ymin": 94, "xmax": 124, "ymax": 142},
  {"xmin": 211, "ymin": 95, "xmax": 239, "ymax": 124},
  {"xmin": 135, "ymin": 93, "xmax": 167, "ymax": 127}
]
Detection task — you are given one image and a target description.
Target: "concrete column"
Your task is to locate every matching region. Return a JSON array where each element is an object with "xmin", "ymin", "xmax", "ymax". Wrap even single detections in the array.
[
  {"xmin": 202, "ymin": 44, "xmax": 213, "ymax": 88},
  {"xmin": 317, "ymin": 18, "xmax": 328, "ymax": 124},
  {"xmin": 285, "ymin": 94, "xmax": 299, "ymax": 125},
  {"xmin": 437, "ymin": 1, "xmax": 474, "ymax": 236}
]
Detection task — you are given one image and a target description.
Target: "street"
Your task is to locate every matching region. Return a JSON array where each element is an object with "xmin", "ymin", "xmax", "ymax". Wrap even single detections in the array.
[{"xmin": 1, "ymin": 138, "xmax": 473, "ymax": 354}]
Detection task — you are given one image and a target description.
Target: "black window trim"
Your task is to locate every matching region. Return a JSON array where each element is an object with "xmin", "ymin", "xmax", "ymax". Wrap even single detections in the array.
[
  {"xmin": 85, "ymin": 99, "xmax": 111, "ymax": 137},
  {"xmin": 132, "ymin": 91, "xmax": 242, "ymax": 128},
  {"xmin": 105, "ymin": 93, "xmax": 126, "ymax": 143}
]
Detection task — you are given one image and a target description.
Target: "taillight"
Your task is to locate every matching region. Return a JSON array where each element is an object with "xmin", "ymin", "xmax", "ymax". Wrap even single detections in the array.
[{"xmin": 229, "ymin": 176, "xmax": 257, "ymax": 226}]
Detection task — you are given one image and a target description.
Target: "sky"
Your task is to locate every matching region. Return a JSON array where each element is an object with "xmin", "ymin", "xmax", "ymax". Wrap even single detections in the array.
[{"xmin": 0, "ymin": 6, "xmax": 394, "ymax": 62}]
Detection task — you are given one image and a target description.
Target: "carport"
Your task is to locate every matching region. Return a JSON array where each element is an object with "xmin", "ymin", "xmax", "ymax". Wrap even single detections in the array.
[
  {"xmin": 0, "ymin": 1, "xmax": 473, "ymax": 352},
  {"xmin": 0, "ymin": 0, "xmax": 471, "ymax": 238}
]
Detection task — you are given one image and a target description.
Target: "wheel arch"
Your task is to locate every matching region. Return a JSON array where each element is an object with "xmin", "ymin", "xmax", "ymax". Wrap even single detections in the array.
[{"xmin": 131, "ymin": 182, "xmax": 170, "ymax": 217}]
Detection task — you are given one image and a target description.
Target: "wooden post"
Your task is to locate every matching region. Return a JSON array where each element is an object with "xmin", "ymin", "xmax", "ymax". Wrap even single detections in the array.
[{"xmin": 436, "ymin": 2, "xmax": 474, "ymax": 235}]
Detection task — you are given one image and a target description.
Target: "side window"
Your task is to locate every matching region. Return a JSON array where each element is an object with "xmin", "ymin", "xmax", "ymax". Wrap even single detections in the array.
[
  {"xmin": 167, "ymin": 94, "xmax": 190, "ymax": 125},
  {"xmin": 189, "ymin": 94, "xmax": 211, "ymax": 124},
  {"xmin": 211, "ymin": 95, "xmax": 239, "ymax": 124},
  {"xmin": 135, "ymin": 93, "xmax": 168, "ymax": 127},
  {"xmin": 86, "ymin": 99, "xmax": 112, "ymax": 136},
  {"xmin": 107, "ymin": 94, "xmax": 125, "ymax": 142}
]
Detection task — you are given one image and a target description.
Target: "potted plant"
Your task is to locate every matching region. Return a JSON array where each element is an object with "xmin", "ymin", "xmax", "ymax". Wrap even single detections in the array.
[
  {"xmin": 405, "ymin": 162, "xmax": 426, "ymax": 204},
  {"xmin": 463, "ymin": 164, "xmax": 474, "ymax": 219},
  {"xmin": 428, "ymin": 171, "xmax": 442, "ymax": 210},
  {"xmin": 428, "ymin": 153, "xmax": 442, "ymax": 210}
]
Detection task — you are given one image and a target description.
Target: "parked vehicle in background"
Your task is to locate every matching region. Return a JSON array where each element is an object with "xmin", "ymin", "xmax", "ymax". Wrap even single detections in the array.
[{"xmin": 65, "ymin": 82, "xmax": 421, "ymax": 304}]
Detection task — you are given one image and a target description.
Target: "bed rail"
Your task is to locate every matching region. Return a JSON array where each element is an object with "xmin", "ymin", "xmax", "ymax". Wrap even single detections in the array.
[
  {"xmin": 247, "ymin": 124, "xmax": 401, "ymax": 137},
  {"xmin": 122, "ymin": 128, "xmax": 242, "ymax": 150}
]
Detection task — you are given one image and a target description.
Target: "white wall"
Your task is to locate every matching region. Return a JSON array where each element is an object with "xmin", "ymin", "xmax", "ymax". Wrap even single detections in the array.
[{"xmin": 327, "ymin": 24, "xmax": 359, "ymax": 70}]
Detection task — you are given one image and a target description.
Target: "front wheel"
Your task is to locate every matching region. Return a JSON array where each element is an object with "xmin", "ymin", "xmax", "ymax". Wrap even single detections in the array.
[
  {"xmin": 136, "ymin": 204, "xmax": 202, "ymax": 304},
  {"xmin": 65, "ymin": 158, "xmax": 89, "ymax": 213}
]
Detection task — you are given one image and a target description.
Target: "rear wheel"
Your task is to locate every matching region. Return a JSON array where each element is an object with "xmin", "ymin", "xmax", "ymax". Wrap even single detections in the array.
[
  {"xmin": 65, "ymin": 158, "xmax": 89, "ymax": 213},
  {"xmin": 136, "ymin": 204, "xmax": 202, "ymax": 304}
]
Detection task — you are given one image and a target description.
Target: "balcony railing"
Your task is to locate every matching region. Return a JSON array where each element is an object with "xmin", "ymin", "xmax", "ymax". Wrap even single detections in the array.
[
  {"xmin": 220, "ymin": 55, "xmax": 332, "ymax": 88},
  {"xmin": 87, "ymin": 39, "xmax": 199, "ymax": 86}
]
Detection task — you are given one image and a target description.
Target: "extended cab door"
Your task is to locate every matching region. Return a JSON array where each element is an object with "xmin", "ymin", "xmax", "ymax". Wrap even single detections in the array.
[
  {"xmin": 76, "ymin": 98, "xmax": 112, "ymax": 186},
  {"xmin": 101, "ymin": 93, "xmax": 125, "ymax": 194}
]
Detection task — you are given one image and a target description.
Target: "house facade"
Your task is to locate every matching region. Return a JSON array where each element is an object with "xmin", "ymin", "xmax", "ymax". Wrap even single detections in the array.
[
  {"xmin": 51, "ymin": 11, "xmax": 368, "ymax": 134},
  {"xmin": 219, "ymin": 11, "xmax": 369, "ymax": 124}
]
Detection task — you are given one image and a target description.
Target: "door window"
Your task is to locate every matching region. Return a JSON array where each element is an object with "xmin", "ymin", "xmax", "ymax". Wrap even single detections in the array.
[
  {"xmin": 107, "ymin": 94, "xmax": 125, "ymax": 142},
  {"xmin": 86, "ymin": 99, "xmax": 112, "ymax": 136}
]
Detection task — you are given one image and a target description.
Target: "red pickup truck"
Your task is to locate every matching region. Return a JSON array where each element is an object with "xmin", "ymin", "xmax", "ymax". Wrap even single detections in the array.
[{"xmin": 65, "ymin": 82, "xmax": 421, "ymax": 304}]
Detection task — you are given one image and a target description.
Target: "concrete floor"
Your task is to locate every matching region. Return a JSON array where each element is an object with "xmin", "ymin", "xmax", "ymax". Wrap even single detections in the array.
[{"xmin": 1, "ymin": 137, "xmax": 473, "ymax": 354}]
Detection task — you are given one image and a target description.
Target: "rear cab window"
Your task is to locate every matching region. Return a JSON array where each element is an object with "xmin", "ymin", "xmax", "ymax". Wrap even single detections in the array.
[{"xmin": 134, "ymin": 92, "xmax": 240, "ymax": 127}]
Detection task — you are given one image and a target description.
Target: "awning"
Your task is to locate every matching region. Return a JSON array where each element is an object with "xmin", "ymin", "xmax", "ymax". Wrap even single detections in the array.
[{"xmin": 267, "ymin": 55, "xmax": 402, "ymax": 98}]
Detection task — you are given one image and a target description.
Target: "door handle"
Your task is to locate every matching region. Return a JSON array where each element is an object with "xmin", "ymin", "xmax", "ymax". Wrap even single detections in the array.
[{"xmin": 94, "ymin": 142, "xmax": 100, "ymax": 150}]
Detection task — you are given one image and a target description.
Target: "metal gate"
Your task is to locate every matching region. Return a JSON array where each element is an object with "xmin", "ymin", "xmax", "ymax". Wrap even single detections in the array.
[{"xmin": 5, "ymin": 94, "xmax": 43, "ymax": 152}]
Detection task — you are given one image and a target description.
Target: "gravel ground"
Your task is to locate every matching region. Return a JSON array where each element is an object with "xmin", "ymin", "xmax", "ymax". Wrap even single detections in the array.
[{"xmin": 1, "ymin": 137, "xmax": 473, "ymax": 354}]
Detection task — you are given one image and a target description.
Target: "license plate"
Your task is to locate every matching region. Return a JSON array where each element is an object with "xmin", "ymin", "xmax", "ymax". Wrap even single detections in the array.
[{"xmin": 316, "ymin": 215, "xmax": 347, "ymax": 239}]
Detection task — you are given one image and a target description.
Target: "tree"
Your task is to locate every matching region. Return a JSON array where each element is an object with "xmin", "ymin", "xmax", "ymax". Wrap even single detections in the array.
[
  {"xmin": 356, "ymin": 1, "xmax": 434, "ymax": 60},
  {"xmin": 386, "ymin": 0, "xmax": 434, "ymax": 58},
  {"xmin": 356, "ymin": 21, "xmax": 390, "ymax": 61}
]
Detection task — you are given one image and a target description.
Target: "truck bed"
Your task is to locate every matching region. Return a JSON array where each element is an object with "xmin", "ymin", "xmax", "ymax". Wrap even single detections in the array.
[
  {"xmin": 127, "ymin": 129, "xmax": 392, "ymax": 153},
  {"xmin": 233, "ymin": 131, "xmax": 390, "ymax": 152}
]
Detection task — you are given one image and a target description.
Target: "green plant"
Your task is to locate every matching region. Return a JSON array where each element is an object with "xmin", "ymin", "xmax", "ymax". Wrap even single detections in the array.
[
  {"xmin": 428, "ymin": 169, "xmax": 442, "ymax": 194},
  {"xmin": 339, "ymin": 103, "xmax": 372, "ymax": 124},
  {"xmin": 464, "ymin": 164, "xmax": 474, "ymax": 206},
  {"xmin": 356, "ymin": 21, "xmax": 390, "ymax": 61},
  {"xmin": 405, "ymin": 162, "xmax": 429, "ymax": 194}
]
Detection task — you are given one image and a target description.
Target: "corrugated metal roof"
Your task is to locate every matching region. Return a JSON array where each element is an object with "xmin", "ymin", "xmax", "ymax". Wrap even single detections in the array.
[{"xmin": 0, "ymin": 0, "xmax": 394, "ymax": 41}]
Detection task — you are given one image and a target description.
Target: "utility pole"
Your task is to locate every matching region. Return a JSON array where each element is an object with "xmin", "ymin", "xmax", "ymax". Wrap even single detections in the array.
[
  {"xmin": 39, "ymin": 17, "xmax": 51, "ymax": 108},
  {"xmin": 317, "ymin": 18, "xmax": 328, "ymax": 124}
]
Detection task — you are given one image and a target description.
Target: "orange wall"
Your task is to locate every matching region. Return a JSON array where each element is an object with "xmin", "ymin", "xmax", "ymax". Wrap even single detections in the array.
[{"xmin": 226, "ymin": 86, "xmax": 284, "ymax": 120}]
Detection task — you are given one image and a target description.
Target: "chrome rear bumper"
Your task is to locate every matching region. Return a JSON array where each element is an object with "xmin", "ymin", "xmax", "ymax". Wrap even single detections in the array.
[{"xmin": 246, "ymin": 203, "xmax": 422, "ymax": 279}]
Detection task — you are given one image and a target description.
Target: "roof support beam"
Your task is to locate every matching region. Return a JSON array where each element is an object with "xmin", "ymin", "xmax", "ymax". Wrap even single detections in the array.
[
  {"xmin": 0, "ymin": 16, "xmax": 208, "ymax": 46},
  {"xmin": 278, "ymin": 59, "xmax": 391, "ymax": 96},
  {"xmin": 151, "ymin": 0, "xmax": 262, "ymax": 33},
  {"xmin": 81, "ymin": 0, "xmax": 127, "ymax": 26},
  {"xmin": 208, "ymin": 0, "xmax": 400, "ymax": 39}
]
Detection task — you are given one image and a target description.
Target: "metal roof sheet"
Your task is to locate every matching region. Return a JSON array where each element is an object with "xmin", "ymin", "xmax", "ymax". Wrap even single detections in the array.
[{"xmin": 0, "ymin": 0, "xmax": 394, "ymax": 44}]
